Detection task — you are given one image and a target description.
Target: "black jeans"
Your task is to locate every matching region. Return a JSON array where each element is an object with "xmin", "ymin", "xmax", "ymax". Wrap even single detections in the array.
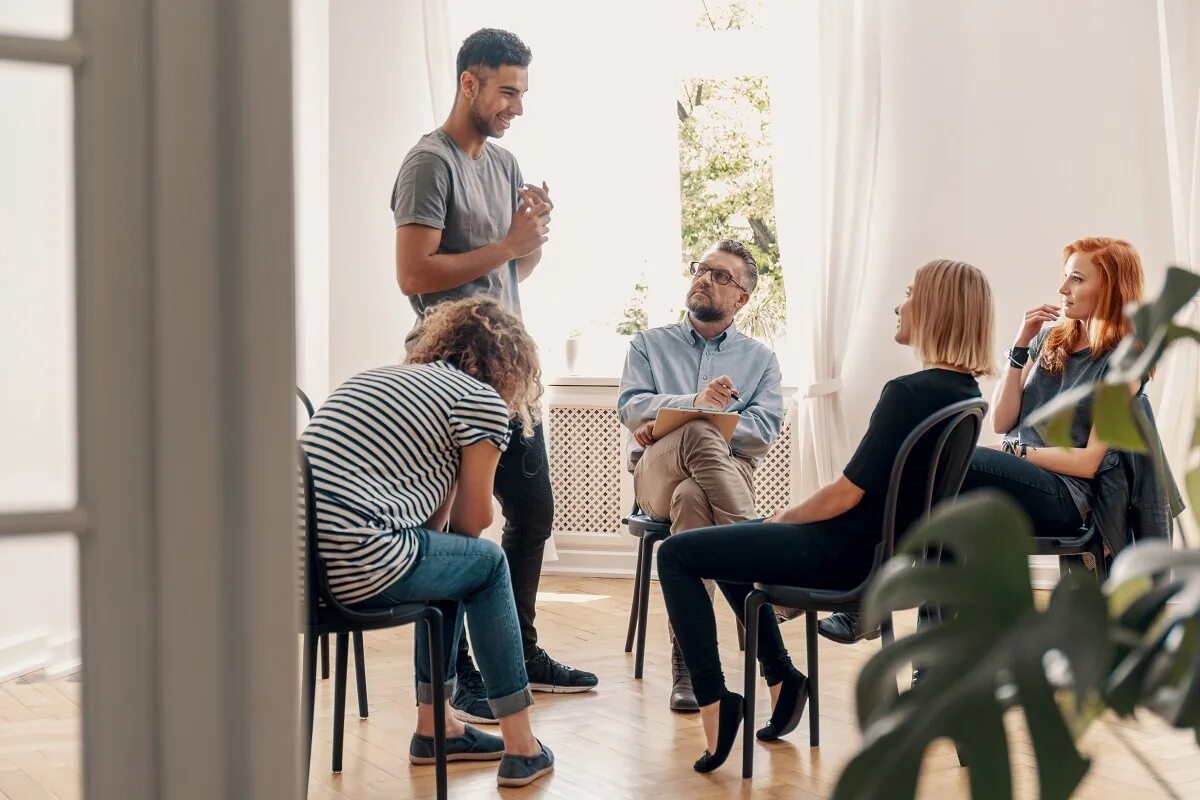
[
  {"xmin": 656, "ymin": 516, "xmax": 876, "ymax": 707},
  {"xmin": 960, "ymin": 447, "xmax": 1083, "ymax": 537},
  {"xmin": 458, "ymin": 420, "xmax": 553, "ymax": 669}
]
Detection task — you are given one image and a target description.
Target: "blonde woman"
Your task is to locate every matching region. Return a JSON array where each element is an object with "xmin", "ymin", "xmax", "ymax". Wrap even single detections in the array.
[
  {"xmin": 300, "ymin": 298, "xmax": 553, "ymax": 788},
  {"xmin": 656, "ymin": 260, "xmax": 995, "ymax": 773}
]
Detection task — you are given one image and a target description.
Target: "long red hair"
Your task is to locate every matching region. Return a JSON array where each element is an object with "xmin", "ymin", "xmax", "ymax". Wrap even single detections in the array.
[{"xmin": 1039, "ymin": 237, "xmax": 1144, "ymax": 375}]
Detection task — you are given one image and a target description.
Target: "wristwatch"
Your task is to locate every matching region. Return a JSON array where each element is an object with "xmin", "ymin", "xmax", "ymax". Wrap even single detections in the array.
[
  {"xmin": 1019, "ymin": 444, "xmax": 1029, "ymax": 459},
  {"xmin": 1008, "ymin": 346, "xmax": 1030, "ymax": 369}
]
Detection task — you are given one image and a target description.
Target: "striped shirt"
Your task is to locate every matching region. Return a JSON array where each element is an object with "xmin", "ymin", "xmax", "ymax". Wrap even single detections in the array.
[{"xmin": 299, "ymin": 361, "xmax": 511, "ymax": 604}]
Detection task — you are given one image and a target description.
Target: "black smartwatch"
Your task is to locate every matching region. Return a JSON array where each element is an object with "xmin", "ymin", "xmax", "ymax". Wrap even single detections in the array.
[{"xmin": 1007, "ymin": 346, "xmax": 1030, "ymax": 369}]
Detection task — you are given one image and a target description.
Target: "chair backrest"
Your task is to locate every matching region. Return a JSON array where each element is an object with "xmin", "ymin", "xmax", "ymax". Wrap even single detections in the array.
[
  {"xmin": 877, "ymin": 397, "xmax": 988, "ymax": 567},
  {"xmin": 297, "ymin": 387, "xmax": 315, "ymax": 420},
  {"xmin": 298, "ymin": 444, "xmax": 399, "ymax": 625}
]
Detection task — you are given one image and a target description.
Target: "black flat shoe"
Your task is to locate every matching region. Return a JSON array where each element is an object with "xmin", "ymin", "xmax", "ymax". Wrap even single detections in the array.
[
  {"xmin": 693, "ymin": 691, "xmax": 744, "ymax": 773},
  {"xmin": 756, "ymin": 670, "xmax": 809, "ymax": 741}
]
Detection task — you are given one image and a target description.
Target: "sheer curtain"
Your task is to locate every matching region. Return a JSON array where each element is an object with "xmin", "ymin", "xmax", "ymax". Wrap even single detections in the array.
[
  {"xmin": 771, "ymin": 0, "xmax": 883, "ymax": 496},
  {"xmin": 1151, "ymin": 0, "xmax": 1200, "ymax": 544}
]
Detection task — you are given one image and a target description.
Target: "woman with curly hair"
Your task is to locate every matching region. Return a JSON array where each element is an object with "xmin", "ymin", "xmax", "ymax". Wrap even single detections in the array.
[{"xmin": 300, "ymin": 297, "xmax": 553, "ymax": 787}]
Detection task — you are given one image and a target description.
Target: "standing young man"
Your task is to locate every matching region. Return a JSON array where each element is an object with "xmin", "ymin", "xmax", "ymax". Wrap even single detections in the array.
[{"xmin": 391, "ymin": 28, "xmax": 598, "ymax": 724}]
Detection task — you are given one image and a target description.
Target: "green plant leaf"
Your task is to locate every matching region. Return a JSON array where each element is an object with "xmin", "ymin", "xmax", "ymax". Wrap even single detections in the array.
[
  {"xmin": 1134, "ymin": 267, "xmax": 1200, "ymax": 341},
  {"xmin": 1025, "ymin": 384, "xmax": 1096, "ymax": 447},
  {"xmin": 834, "ymin": 493, "xmax": 1108, "ymax": 800},
  {"xmin": 1093, "ymin": 383, "xmax": 1147, "ymax": 452}
]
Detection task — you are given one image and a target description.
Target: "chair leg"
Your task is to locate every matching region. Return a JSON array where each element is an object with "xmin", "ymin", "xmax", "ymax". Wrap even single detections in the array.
[
  {"xmin": 1092, "ymin": 538, "xmax": 1109, "ymax": 582},
  {"xmin": 302, "ymin": 632, "xmax": 318, "ymax": 790},
  {"xmin": 736, "ymin": 617, "xmax": 746, "ymax": 652},
  {"xmin": 352, "ymin": 631, "xmax": 369, "ymax": 719},
  {"xmin": 806, "ymin": 611, "xmax": 820, "ymax": 747},
  {"xmin": 320, "ymin": 632, "xmax": 330, "ymax": 680},
  {"xmin": 625, "ymin": 537, "xmax": 645, "ymax": 653},
  {"xmin": 331, "ymin": 633, "xmax": 349, "ymax": 773},
  {"xmin": 742, "ymin": 590, "xmax": 764, "ymax": 779},
  {"xmin": 634, "ymin": 536, "xmax": 657, "ymax": 680},
  {"xmin": 881, "ymin": 613, "xmax": 895, "ymax": 647},
  {"xmin": 426, "ymin": 610, "xmax": 448, "ymax": 800}
]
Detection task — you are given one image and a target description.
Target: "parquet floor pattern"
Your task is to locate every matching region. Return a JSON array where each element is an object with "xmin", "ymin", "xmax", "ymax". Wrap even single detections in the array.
[{"xmin": 1, "ymin": 576, "xmax": 1196, "ymax": 799}]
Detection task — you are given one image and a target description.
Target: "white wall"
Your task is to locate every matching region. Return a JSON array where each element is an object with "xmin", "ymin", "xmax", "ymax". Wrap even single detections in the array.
[
  {"xmin": 327, "ymin": 0, "xmax": 427, "ymax": 391},
  {"xmin": 0, "ymin": 55, "xmax": 80, "ymax": 678},
  {"xmin": 841, "ymin": 0, "xmax": 1177, "ymax": 446},
  {"xmin": 293, "ymin": 0, "xmax": 330, "ymax": 404},
  {"xmin": 297, "ymin": 0, "xmax": 1193, "ymax": 462}
]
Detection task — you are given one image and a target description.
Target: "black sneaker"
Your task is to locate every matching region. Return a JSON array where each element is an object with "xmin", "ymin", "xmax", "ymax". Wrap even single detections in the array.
[
  {"xmin": 450, "ymin": 669, "xmax": 498, "ymax": 725},
  {"xmin": 524, "ymin": 649, "xmax": 598, "ymax": 694}
]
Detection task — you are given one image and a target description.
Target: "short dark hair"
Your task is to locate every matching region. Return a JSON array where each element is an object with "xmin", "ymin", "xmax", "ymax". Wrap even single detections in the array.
[
  {"xmin": 456, "ymin": 28, "xmax": 532, "ymax": 83},
  {"xmin": 714, "ymin": 239, "xmax": 758, "ymax": 293}
]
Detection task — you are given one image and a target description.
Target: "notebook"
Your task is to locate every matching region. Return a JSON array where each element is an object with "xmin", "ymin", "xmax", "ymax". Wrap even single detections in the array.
[{"xmin": 651, "ymin": 407, "xmax": 739, "ymax": 443}]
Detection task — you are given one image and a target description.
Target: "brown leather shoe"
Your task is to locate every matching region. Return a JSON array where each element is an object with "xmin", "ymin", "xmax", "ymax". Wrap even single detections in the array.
[{"xmin": 669, "ymin": 640, "xmax": 699, "ymax": 712}]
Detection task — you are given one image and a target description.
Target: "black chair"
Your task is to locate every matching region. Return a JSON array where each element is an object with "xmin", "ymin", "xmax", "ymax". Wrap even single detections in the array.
[
  {"xmin": 299, "ymin": 448, "xmax": 449, "ymax": 799},
  {"xmin": 741, "ymin": 398, "xmax": 987, "ymax": 778},
  {"xmin": 622, "ymin": 505, "xmax": 746, "ymax": 679},
  {"xmin": 298, "ymin": 388, "xmax": 365, "ymax": 688},
  {"xmin": 1032, "ymin": 526, "xmax": 1107, "ymax": 580},
  {"xmin": 1030, "ymin": 393, "xmax": 1176, "ymax": 583},
  {"xmin": 622, "ymin": 505, "xmax": 672, "ymax": 679}
]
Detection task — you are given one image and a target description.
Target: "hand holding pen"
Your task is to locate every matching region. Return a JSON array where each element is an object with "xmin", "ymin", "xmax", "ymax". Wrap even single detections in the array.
[{"xmin": 695, "ymin": 375, "xmax": 740, "ymax": 409}]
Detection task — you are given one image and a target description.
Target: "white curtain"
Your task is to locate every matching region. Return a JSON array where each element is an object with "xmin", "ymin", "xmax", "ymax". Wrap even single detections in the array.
[
  {"xmin": 772, "ymin": 0, "xmax": 883, "ymax": 497},
  {"xmin": 1151, "ymin": 0, "xmax": 1200, "ymax": 545}
]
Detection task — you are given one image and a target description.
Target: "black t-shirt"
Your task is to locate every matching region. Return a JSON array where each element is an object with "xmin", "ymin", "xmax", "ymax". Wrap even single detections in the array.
[{"xmin": 842, "ymin": 368, "xmax": 982, "ymax": 547}]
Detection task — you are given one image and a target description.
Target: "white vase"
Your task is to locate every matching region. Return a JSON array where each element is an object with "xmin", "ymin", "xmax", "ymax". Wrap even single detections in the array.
[{"xmin": 564, "ymin": 337, "xmax": 580, "ymax": 375}]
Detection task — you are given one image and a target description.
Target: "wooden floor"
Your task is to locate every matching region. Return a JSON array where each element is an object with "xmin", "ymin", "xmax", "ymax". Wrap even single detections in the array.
[{"xmin": 1, "ymin": 576, "xmax": 1198, "ymax": 799}]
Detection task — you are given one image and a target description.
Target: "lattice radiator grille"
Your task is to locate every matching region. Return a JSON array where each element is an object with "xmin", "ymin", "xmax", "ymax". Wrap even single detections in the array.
[
  {"xmin": 549, "ymin": 402, "xmax": 796, "ymax": 533},
  {"xmin": 754, "ymin": 410, "xmax": 795, "ymax": 517},
  {"xmin": 548, "ymin": 406, "xmax": 623, "ymax": 535}
]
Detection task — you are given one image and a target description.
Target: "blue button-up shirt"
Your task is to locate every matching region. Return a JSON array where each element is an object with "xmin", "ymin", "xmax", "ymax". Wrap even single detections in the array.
[{"xmin": 617, "ymin": 316, "xmax": 784, "ymax": 470}]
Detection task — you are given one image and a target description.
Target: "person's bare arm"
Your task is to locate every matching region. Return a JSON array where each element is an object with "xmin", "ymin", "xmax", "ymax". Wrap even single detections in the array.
[
  {"xmin": 448, "ymin": 440, "xmax": 504, "ymax": 536},
  {"xmin": 994, "ymin": 303, "xmax": 1060, "ymax": 433},
  {"xmin": 394, "ymin": 197, "xmax": 549, "ymax": 296},
  {"xmin": 766, "ymin": 475, "xmax": 865, "ymax": 526},
  {"xmin": 1022, "ymin": 426, "xmax": 1108, "ymax": 478}
]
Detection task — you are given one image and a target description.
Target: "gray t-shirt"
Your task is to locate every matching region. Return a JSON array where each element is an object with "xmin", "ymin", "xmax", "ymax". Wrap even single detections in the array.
[
  {"xmin": 390, "ymin": 128, "xmax": 524, "ymax": 343},
  {"xmin": 1009, "ymin": 327, "xmax": 1114, "ymax": 521}
]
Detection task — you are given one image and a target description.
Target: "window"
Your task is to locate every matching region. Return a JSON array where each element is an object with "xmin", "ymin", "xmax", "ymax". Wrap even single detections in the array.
[{"xmin": 447, "ymin": 0, "xmax": 787, "ymax": 377}]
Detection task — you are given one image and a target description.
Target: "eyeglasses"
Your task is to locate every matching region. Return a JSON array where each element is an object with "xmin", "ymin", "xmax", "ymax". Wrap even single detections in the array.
[{"xmin": 689, "ymin": 261, "xmax": 748, "ymax": 292}]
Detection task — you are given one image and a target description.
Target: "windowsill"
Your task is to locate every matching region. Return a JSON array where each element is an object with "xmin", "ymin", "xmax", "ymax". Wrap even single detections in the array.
[{"xmin": 547, "ymin": 375, "xmax": 620, "ymax": 387}]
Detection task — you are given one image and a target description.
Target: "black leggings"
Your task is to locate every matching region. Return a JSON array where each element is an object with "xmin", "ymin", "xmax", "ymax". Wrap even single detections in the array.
[
  {"xmin": 960, "ymin": 447, "xmax": 1083, "ymax": 537},
  {"xmin": 656, "ymin": 517, "xmax": 875, "ymax": 707}
]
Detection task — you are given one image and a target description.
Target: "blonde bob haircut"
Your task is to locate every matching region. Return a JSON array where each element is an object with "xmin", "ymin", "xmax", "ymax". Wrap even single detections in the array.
[{"xmin": 908, "ymin": 259, "xmax": 996, "ymax": 377}]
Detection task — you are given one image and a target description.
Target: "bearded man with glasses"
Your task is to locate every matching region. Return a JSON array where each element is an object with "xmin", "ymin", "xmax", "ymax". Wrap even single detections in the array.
[{"xmin": 617, "ymin": 239, "xmax": 784, "ymax": 712}]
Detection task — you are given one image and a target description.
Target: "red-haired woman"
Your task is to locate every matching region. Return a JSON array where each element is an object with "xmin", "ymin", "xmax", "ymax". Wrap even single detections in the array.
[{"xmin": 962, "ymin": 237, "xmax": 1146, "ymax": 537}]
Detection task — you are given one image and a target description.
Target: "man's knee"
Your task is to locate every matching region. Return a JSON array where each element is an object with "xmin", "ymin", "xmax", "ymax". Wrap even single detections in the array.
[{"xmin": 678, "ymin": 420, "xmax": 726, "ymax": 450}]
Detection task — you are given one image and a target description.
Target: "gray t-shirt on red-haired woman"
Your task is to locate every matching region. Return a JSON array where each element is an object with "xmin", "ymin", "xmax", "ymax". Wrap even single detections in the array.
[
  {"xmin": 1009, "ymin": 327, "xmax": 1114, "ymax": 522},
  {"xmin": 390, "ymin": 128, "xmax": 524, "ymax": 344}
]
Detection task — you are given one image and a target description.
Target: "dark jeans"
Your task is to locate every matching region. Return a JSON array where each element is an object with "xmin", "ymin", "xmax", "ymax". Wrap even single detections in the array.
[
  {"xmin": 960, "ymin": 447, "xmax": 1083, "ymax": 537},
  {"xmin": 656, "ymin": 516, "xmax": 876, "ymax": 707},
  {"xmin": 458, "ymin": 420, "xmax": 553, "ymax": 670}
]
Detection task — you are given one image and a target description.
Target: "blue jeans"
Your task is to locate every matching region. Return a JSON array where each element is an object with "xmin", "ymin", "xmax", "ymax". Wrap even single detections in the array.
[{"xmin": 356, "ymin": 529, "xmax": 533, "ymax": 718}]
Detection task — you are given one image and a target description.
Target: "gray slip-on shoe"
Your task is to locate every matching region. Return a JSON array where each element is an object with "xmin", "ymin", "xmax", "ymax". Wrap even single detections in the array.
[
  {"xmin": 497, "ymin": 742, "xmax": 554, "ymax": 787},
  {"xmin": 408, "ymin": 725, "xmax": 505, "ymax": 765}
]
